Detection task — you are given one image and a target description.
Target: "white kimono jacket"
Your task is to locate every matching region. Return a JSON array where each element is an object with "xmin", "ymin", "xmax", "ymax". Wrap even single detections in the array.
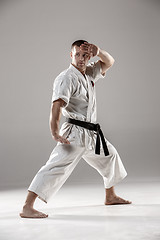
[{"xmin": 51, "ymin": 60, "xmax": 106, "ymax": 150}]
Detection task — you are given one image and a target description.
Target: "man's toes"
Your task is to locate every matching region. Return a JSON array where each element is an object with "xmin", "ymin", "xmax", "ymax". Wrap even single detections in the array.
[
  {"xmin": 40, "ymin": 211, "xmax": 48, "ymax": 217},
  {"xmin": 41, "ymin": 214, "xmax": 48, "ymax": 218},
  {"xmin": 35, "ymin": 213, "xmax": 46, "ymax": 218},
  {"xmin": 42, "ymin": 214, "xmax": 48, "ymax": 218},
  {"xmin": 124, "ymin": 199, "xmax": 132, "ymax": 204},
  {"xmin": 39, "ymin": 212, "xmax": 48, "ymax": 218}
]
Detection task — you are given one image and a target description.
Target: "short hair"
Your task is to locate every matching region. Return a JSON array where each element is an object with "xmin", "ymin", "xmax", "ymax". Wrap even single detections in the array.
[{"xmin": 71, "ymin": 40, "xmax": 88, "ymax": 50}]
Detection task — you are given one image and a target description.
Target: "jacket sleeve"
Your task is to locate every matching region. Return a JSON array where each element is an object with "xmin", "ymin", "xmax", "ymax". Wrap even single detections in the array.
[
  {"xmin": 86, "ymin": 60, "xmax": 106, "ymax": 83},
  {"xmin": 51, "ymin": 74, "xmax": 73, "ymax": 108}
]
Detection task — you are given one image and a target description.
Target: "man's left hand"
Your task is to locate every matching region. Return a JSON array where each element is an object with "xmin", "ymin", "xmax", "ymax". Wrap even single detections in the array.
[{"xmin": 80, "ymin": 42, "xmax": 100, "ymax": 58}]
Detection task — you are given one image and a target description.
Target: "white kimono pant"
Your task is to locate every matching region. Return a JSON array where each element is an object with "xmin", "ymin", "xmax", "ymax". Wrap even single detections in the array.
[{"xmin": 28, "ymin": 139, "xmax": 127, "ymax": 203}]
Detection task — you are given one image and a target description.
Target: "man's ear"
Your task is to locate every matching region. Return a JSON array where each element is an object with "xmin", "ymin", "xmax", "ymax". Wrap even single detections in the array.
[{"xmin": 70, "ymin": 51, "xmax": 72, "ymax": 58}]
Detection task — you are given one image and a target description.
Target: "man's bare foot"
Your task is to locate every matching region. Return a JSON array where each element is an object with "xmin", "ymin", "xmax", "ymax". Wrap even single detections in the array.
[
  {"xmin": 105, "ymin": 195, "xmax": 132, "ymax": 205},
  {"xmin": 19, "ymin": 205, "xmax": 48, "ymax": 218}
]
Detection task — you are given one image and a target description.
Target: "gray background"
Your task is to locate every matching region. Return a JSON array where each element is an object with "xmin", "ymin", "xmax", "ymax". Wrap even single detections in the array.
[{"xmin": 0, "ymin": 0, "xmax": 160, "ymax": 189}]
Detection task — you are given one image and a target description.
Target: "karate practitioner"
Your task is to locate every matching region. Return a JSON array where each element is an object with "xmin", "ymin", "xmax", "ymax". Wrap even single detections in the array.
[{"xmin": 20, "ymin": 40, "xmax": 132, "ymax": 218}]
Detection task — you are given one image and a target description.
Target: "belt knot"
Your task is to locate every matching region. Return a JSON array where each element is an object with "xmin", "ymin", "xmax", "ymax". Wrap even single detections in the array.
[
  {"xmin": 96, "ymin": 123, "xmax": 100, "ymax": 131},
  {"xmin": 66, "ymin": 118, "xmax": 110, "ymax": 156}
]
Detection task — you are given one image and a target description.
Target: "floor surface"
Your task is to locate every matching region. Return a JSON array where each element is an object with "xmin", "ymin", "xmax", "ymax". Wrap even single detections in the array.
[{"xmin": 0, "ymin": 181, "xmax": 160, "ymax": 240}]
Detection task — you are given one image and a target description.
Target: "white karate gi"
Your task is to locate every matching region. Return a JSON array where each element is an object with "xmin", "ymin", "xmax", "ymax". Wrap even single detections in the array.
[{"xmin": 28, "ymin": 60, "xmax": 127, "ymax": 203}]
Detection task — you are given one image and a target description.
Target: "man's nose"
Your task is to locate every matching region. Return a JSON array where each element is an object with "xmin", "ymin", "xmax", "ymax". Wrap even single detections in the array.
[{"xmin": 80, "ymin": 55, "xmax": 84, "ymax": 61}]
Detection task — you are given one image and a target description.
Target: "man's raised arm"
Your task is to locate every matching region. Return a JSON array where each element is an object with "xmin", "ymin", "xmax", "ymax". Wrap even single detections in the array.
[
  {"xmin": 80, "ymin": 42, "xmax": 115, "ymax": 75},
  {"xmin": 97, "ymin": 49, "xmax": 115, "ymax": 75}
]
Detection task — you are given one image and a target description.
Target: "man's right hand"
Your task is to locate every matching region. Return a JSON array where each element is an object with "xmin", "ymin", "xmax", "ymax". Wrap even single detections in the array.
[{"xmin": 52, "ymin": 132, "xmax": 70, "ymax": 144}]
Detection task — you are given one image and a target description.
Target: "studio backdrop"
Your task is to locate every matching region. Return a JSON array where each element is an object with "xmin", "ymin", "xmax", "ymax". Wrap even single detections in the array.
[{"xmin": 0, "ymin": 0, "xmax": 160, "ymax": 189}]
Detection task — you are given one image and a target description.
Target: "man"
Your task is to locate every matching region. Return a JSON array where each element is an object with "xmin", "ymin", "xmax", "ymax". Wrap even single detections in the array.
[{"xmin": 20, "ymin": 40, "xmax": 132, "ymax": 218}]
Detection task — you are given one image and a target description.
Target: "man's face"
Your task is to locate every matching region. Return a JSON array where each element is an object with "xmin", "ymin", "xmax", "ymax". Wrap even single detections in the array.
[{"xmin": 70, "ymin": 45, "xmax": 90, "ymax": 72}]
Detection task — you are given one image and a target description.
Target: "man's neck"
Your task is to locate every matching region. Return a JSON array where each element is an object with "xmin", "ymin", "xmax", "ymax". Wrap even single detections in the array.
[{"xmin": 71, "ymin": 63, "xmax": 86, "ymax": 76}]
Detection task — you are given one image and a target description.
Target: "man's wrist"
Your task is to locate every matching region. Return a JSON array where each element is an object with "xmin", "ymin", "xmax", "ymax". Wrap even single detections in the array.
[
  {"xmin": 51, "ymin": 129, "xmax": 59, "ymax": 137},
  {"xmin": 97, "ymin": 47, "xmax": 101, "ymax": 57}
]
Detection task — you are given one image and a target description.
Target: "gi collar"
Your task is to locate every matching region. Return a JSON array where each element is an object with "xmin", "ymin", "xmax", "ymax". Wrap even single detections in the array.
[
  {"xmin": 69, "ymin": 63, "xmax": 87, "ymax": 79},
  {"xmin": 69, "ymin": 63, "xmax": 94, "ymax": 87}
]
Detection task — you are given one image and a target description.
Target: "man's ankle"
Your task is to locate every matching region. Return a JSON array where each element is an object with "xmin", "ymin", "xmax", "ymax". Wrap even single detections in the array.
[
  {"xmin": 23, "ymin": 203, "xmax": 33, "ymax": 209},
  {"xmin": 105, "ymin": 192, "xmax": 117, "ymax": 199}
]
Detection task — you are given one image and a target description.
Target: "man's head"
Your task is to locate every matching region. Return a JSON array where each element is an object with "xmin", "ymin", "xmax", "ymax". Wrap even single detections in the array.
[{"xmin": 70, "ymin": 40, "xmax": 91, "ymax": 72}]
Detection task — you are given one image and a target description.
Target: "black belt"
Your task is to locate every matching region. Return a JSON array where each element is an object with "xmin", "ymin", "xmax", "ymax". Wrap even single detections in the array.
[{"xmin": 66, "ymin": 118, "xmax": 109, "ymax": 156}]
